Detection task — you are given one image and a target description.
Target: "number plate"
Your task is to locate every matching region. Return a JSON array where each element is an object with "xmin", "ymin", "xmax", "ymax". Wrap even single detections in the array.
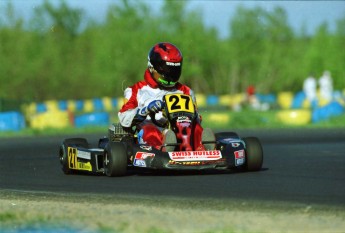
[{"xmin": 164, "ymin": 94, "xmax": 195, "ymax": 114}]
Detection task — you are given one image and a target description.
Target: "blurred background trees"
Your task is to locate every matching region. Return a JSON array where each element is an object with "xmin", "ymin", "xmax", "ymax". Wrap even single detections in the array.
[{"xmin": 0, "ymin": 0, "xmax": 344, "ymax": 103}]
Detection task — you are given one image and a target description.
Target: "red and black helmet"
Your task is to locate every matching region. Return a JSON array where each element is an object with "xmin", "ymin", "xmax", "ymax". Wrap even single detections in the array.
[{"xmin": 148, "ymin": 42, "xmax": 183, "ymax": 87}]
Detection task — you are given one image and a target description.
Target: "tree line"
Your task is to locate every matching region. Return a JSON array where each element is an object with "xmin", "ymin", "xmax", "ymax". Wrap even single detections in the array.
[{"xmin": 0, "ymin": 0, "xmax": 344, "ymax": 105}]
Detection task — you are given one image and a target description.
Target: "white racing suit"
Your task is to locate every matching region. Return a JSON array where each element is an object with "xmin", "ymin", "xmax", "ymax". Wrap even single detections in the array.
[{"xmin": 118, "ymin": 69, "xmax": 205, "ymax": 150}]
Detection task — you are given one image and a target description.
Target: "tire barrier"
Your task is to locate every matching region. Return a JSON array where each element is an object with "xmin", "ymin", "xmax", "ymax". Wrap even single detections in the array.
[
  {"xmin": 30, "ymin": 110, "xmax": 72, "ymax": 130},
  {"xmin": 4, "ymin": 91, "xmax": 344, "ymax": 132},
  {"xmin": 219, "ymin": 93, "xmax": 246, "ymax": 108},
  {"xmin": 23, "ymin": 97, "xmax": 120, "ymax": 115},
  {"xmin": 82, "ymin": 98, "xmax": 118, "ymax": 112},
  {"xmin": 206, "ymin": 113, "xmax": 231, "ymax": 126},
  {"xmin": 277, "ymin": 92, "xmax": 293, "ymax": 109},
  {"xmin": 58, "ymin": 100, "xmax": 68, "ymax": 111},
  {"xmin": 276, "ymin": 109, "xmax": 312, "ymax": 125},
  {"xmin": 74, "ymin": 112, "xmax": 110, "ymax": 128},
  {"xmin": 195, "ymin": 94, "xmax": 206, "ymax": 108},
  {"xmin": 290, "ymin": 91, "xmax": 319, "ymax": 109},
  {"xmin": 83, "ymin": 99, "xmax": 96, "ymax": 112},
  {"xmin": 0, "ymin": 111, "xmax": 26, "ymax": 132},
  {"xmin": 256, "ymin": 93, "xmax": 277, "ymax": 105},
  {"xmin": 219, "ymin": 95, "xmax": 233, "ymax": 107},
  {"xmin": 36, "ymin": 103, "xmax": 47, "ymax": 113},
  {"xmin": 206, "ymin": 95, "xmax": 219, "ymax": 106},
  {"xmin": 102, "ymin": 97, "xmax": 118, "ymax": 111},
  {"xmin": 205, "ymin": 94, "xmax": 246, "ymax": 109},
  {"xmin": 116, "ymin": 97, "xmax": 124, "ymax": 110},
  {"xmin": 333, "ymin": 91, "xmax": 345, "ymax": 106},
  {"xmin": 291, "ymin": 91, "xmax": 306, "ymax": 109},
  {"xmin": 312, "ymin": 101, "xmax": 344, "ymax": 123}
]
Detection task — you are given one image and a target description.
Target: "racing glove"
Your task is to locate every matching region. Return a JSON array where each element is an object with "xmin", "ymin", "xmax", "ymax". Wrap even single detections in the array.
[{"xmin": 133, "ymin": 100, "xmax": 164, "ymax": 123}]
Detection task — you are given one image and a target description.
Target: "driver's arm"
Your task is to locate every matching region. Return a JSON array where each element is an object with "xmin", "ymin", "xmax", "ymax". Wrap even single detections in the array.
[
  {"xmin": 118, "ymin": 98, "xmax": 139, "ymax": 127},
  {"xmin": 118, "ymin": 97, "xmax": 164, "ymax": 127}
]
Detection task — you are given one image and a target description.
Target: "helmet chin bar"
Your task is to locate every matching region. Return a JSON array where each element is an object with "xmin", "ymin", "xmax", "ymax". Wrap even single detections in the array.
[{"xmin": 158, "ymin": 77, "xmax": 176, "ymax": 88}]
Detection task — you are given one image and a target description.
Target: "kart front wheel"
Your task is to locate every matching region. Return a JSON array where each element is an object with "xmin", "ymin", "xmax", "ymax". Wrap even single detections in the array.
[
  {"xmin": 243, "ymin": 137, "xmax": 263, "ymax": 171},
  {"xmin": 104, "ymin": 142, "xmax": 127, "ymax": 177}
]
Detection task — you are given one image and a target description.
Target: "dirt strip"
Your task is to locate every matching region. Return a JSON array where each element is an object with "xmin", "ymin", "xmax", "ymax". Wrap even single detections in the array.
[{"xmin": 1, "ymin": 190, "xmax": 345, "ymax": 233}]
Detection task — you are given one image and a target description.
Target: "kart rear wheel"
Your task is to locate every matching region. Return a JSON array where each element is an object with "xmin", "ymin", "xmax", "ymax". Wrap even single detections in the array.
[
  {"xmin": 104, "ymin": 142, "xmax": 127, "ymax": 177},
  {"xmin": 243, "ymin": 137, "xmax": 263, "ymax": 171},
  {"xmin": 59, "ymin": 138, "xmax": 89, "ymax": 175}
]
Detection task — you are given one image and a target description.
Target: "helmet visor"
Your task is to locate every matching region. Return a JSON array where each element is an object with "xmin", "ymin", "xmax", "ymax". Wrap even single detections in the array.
[{"xmin": 156, "ymin": 62, "xmax": 182, "ymax": 83}]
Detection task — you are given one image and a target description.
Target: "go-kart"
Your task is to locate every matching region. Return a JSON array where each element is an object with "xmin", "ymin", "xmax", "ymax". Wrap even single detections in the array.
[{"xmin": 59, "ymin": 93, "xmax": 263, "ymax": 176}]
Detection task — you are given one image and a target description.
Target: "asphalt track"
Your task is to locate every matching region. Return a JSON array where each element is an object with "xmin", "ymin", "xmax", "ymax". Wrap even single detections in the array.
[{"xmin": 1, "ymin": 128, "xmax": 344, "ymax": 207}]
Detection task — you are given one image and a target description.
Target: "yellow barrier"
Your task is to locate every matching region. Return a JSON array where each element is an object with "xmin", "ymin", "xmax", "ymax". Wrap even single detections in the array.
[
  {"xmin": 83, "ymin": 99, "xmax": 94, "ymax": 112},
  {"xmin": 22, "ymin": 102, "xmax": 37, "ymax": 119},
  {"xmin": 44, "ymin": 100, "xmax": 59, "ymax": 112},
  {"xmin": 277, "ymin": 92, "xmax": 293, "ymax": 109},
  {"xmin": 30, "ymin": 110, "xmax": 72, "ymax": 130},
  {"xmin": 302, "ymin": 99, "xmax": 311, "ymax": 109},
  {"xmin": 337, "ymin": 98, "xmax": 345, "ymax": 106},
  {"xmin": 215, "ymin": 93, "xmax": 246, "ymax": 108},
  {"xmin": 276, "ymin": 109, "xmax": 311, "ymax": 125},
  {"xmin": 205, "ymin": 113, "xmax": 231, "ymax": 125},
  {"xmin": 219, "ymin": 95, "xmax": 233, "ymax": 107},
  {"xmin": 67, "ymin": 100, "xmax": 77, "ymax": 112},
  {"xmin": 318, "ymin": 97, "xmax": 331, "ymax": 107},
  {"xmin": 102, "ymin": 97, "xmax": 113, "ymax": 112},
  {"xmin": 195, "ymin": 94, "xmax": 206, "ymax": 108},
  {"xmin": 231, "ymin": 93, "xmax": 246, "ymax": 107},
  {"xmin": 116, "ymin": 97, "xmax": 125, "ymax": 110}
]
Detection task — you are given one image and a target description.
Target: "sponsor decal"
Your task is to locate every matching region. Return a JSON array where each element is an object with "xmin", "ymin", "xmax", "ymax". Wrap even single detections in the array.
[
  {"xmin": 231, "ymin": 142, "xmax": 241, "ymax": 148},
  {"xmin": 234, "ymin": 149, "xmax": 245, "ymax": 166},
  {"xmin": 68, "ymin": 147, "xmax": 92, "ymax": 171},
  {"xmin": 169, "ymin": 160, "xmax": 201, "ymax": 166},
  {"xmin": 135, "ymin": 152, "xmax": 155, "ymax": 160},
  {"xmin": 201, "ymin": 158, "xmax": 227, "ymax": 165},
  {"xmin": 177, "ymin": 116, "xmax": 191, "ymax": 123},
  {"xmin": 77, "ymin": 162, "xmax": 92, "ymax": 171},
  {"xmin": 169, "ymin": 159, "xmax": 227, "ymax": 166},
  {"xmin": 76, "ymin": 150, "xmax": 91, "ymax": 160},
  {"xmin": 133, "ymin": 159, "xmax": 146, "ymax": 167},
  {"xmin": 68, "ymin": 147, "xmax": 77, "ymax": 169},
  {"xmin": 166, "ymin": 62, "xmax": 181, "ymax": 66},
  {"xmin": 133, "ymin": 152, "xmax": 155, "ymax": 167},
  {"xmin": 236, "ymin": 158, "xmax": 245, "ymax": 166},
  {"xmin": 234, "ymin": 149, "xmax": 245, "ymax": 159},
  {"xmin": 168, "ymin": 150, "xmax": 222, "ymax": 161}
]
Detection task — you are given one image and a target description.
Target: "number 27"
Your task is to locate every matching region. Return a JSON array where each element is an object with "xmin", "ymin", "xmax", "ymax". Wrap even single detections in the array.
[{"xmin": 169, "ymin": 95, "xmax": 190, "ymax": 110}]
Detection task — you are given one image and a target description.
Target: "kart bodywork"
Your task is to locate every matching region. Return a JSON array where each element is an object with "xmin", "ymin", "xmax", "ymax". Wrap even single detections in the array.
[{"xmin": 59, "ymin": 94, "xmax": 263, "ymax": 176}]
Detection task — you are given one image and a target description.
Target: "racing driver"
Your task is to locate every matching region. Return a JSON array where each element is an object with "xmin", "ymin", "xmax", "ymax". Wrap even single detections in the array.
[{"xmin": 118, "ymin": 42, "xmax": 215, "ymax": 152}]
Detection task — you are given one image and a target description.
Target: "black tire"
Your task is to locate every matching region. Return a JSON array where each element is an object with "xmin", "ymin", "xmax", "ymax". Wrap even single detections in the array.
[
  {"xmin": 216, "ymin": 132, "xmax": 239, "ymax": 140},
  {"xmin": 59, "ymin": 138, "xmax": 89, "ymax": 175},
  {"xmin": 243, "ymin": 137, "xmax": 263, "ymax": 171},
  {"xmin": 104, "ymin": 142, "xmax": 127, "ymax": 177}
]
